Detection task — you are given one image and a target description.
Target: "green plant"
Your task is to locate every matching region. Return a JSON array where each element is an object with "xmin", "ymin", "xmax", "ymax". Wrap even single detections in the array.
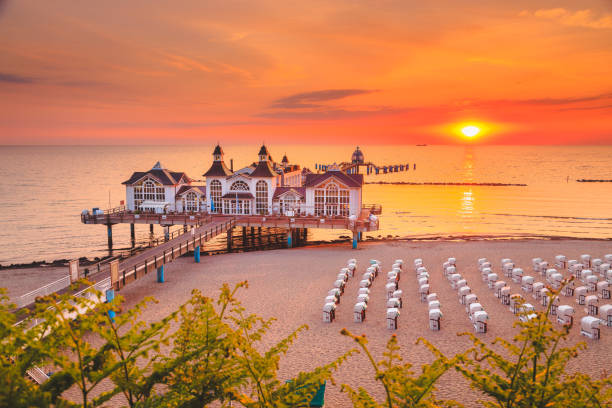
[{"xmin": 340, "ymin": 329, "xmax": 462, "ymax": 408}]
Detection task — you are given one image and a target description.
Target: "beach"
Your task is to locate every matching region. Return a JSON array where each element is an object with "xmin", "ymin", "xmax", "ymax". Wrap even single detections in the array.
[{"xmin": 13, "ymin": 238, "xmax": 607, "ymax": 406}]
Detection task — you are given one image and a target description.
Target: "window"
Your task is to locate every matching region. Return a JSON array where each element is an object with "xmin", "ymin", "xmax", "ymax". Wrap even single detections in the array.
[
  {"xmin": 325, "ymin": 183, "xmax": 339, "ymax": 216},
  {"xmin": 282, "ymin": 195, "xmax": 296, "ymax": 214},
  {"xmin": 339, "ymin": 190, "xmax": 350, "ymax": 216},
  {"xmin": 133, "ymin": 178, "xmax": 164, "ymax": 208},
  {"xmin": 314, "ymin": 190, "xmax": 324, "ymax": 216},
  {"xmin": 185, "ymin": 191, "xmax": 199, "ymax": 212},
  {"xmin": 314, "ymin": 182, "xmax": 350, "ymax": 216},
  {"xmin": 255, "ymin": 180, "xmax": 268, "ymax": 214},
  {"xmin": 210, "ymin": 180, "xmax": 222, "ymax": 213},
  {"xmin": 230, "ymin": 180, "xmax": 249, "ymax": 191}
]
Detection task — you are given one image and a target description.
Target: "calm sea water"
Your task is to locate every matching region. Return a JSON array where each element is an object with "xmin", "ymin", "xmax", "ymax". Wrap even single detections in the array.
[{"xmin": 0, "ymin": 145, "xmax": 611, "ymax": 265}]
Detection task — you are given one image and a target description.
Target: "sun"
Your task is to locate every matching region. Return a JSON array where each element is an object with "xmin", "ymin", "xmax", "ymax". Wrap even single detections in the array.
[{"xmin": 461, "ymin": 125, "xmax": 480, "ymax": 138}]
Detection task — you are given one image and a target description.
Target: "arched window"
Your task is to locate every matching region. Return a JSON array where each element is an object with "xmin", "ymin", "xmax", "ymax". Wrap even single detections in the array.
[
  {"xmin": 134, "ymin": 178, "xmax": 164, "ymax": 208},
  {"xmin": 325, "ymin": 183, "xmax": 339, "ymax": 216},
  {"xmin": 255, "ymin": 180, "xmax": 268, "ymax": 215},
  {"xmin": 185, "ymin": 191, "xmax": 199, "ymax": 212},
  {"xmin": 210, "ymin": 180, "xmax": 222, "ymax": 213},
  {"xmin": 230, "ymin": 180, "xmax": 249, "ymax": 191}
]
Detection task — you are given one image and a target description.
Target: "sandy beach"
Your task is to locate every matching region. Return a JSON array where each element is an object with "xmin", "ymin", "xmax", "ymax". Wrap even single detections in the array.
[{"xmin": 25, "ymin": 238, "xmax": 604, "ymax": 407}]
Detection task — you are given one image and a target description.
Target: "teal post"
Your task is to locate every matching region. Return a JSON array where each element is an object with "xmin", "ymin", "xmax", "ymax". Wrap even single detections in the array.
[
  {"xmin": 352, "ymin": 232, "xmax": 358, "ymax": 249},
  {"xmin": 194, "ymin": 245, "xmax": 200, "ymax": 263},
  {"xmin": 287, "ymin": 229, "xmax": 293, "ymax": 248},
  {"xmin": 358, "ymin": 231, "xmax": 362, "ymax": 241},
  {"xmin": 107, "ymin": 224, "xmax": 113, "ymax": 250},
  {"xmin": 106, "ymin": 289, "xmax": 115, "ymax": 322},
  {"xmin": 157, "ymin": 265, "xmax": 165, "ymax": 283},
  {"xmin": 164, "ymin": 227, "xmax": 170, "ymax": 242}
]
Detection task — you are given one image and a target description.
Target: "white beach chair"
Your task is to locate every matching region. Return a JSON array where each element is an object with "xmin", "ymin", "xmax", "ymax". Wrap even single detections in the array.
[
  {"xmin": 533, "ymin": 282, "xmax": 544, "ymax": 300},
  {"xmin": 414, "ymin": 258, "xmax": 423, "ymax": 271},
  {"xmin": 570, "ymin": 263, "xmax": 584, "ymax": 278},
  {"xmin": 599, "ymin": 304, "xmax": 612, "ymax": 327},
  {"xmin": 509, "ymin": 294, "xmax": 524, "ymax": 314},
  {"xmin": 521, "ymin": 276, "xmax": 534, "ymax": 292},
  {"xmin": 429, "ymin": 308, "xmax": 442, "ymax": 330},
  {"xmin": 447, "ymin": 257, "xmax": 456, "ymax": 267},
  {"xmin": 500, "ymin": 287, "xmax": 511, "ymax": 305},
  {"xmin": 501, "ymin": 258, "xmax": 511, "ymax": 268},
  {"xmin": 385, "ymin": 283, "xmax": 396, "ymax": 299},
  {"xmin": 518, "ymin": 303, "xmax": 537, "ymax": 322},
  {"xmin": 557, "ymin": 305, "xmax": 574, "ymax": 325},
  {"xmin": 581, "ymin": 269, "xmax": 593, "ymax": 284},
  {"xmin": 465, "ymin": 294, "xmax": 478, "ymax": 313},
  {"xmin": 592, "ymin": 258, "xmax": 603, "ymax": 274},
  {"xmin": 358, "ymin": 287, "xmax": 370, "ymax": 295},
  {"xmin": 575, "ymin": 286, "xmax": 587, "ymax": 305},
  {"xmin": 605, "ymin": 254, "xmax": 612, "ymax": 264},
  {"xmin": 607, "ymin": 269, "xmax": 612, "ymax": 285},
  {"xmin": 581, "ymin": 254, "xmax": 591, "ymax": 268},
  {"xmin": 494, "ymin": 281, "xmax": 506, "ymax": 298},
  {"xmin": 555, "ymin": 255, "xmax": 567, "ymax": 269},
  {"xmin": 487, "ymin": 273, "xmax": 499, "ymax": 288},
  {"xmin": 503, "ymin": 262, "xmax": 514, "ymax": 277},
  {"xmin": 445, "ymin": 266, "xmax": 456, "ymax": 278},
  {"xmin": 597, "ymin": 281, "xmax": 610, "ymax": 300},
  {"xmin": 450, "ymin": 274, "xmax": 462, "ymax": 289},
  {"xmin": 479, "ymin": 262, "xmax": 492, "ymax": 273},
  {"xmin": 337, "ymin": 273, "xmax": 348, "ymax": 283},
  {"xmin": 511, "ymin": 268, "xmax": 523, "ymax": 284},
  {"xmin": 388, "ymin": 271, "xmax": 399, "ymax": 283},
  {"xmin": 538, "ymin": 261, "xmax": 549, "ymax": 277},
  {"xmin": 458, "ymin": 286, "xmax": 471, "ymax": 304},
  {"xmin": 393, "ymin": 290, "xmax": 403, "ymax": 307},
  {"xmin": 426, "ymin": 292, "xmax": 438, "ymax": 302},
  {"xmin": 428, "ymin": 299, "xmax": 441, "ymax": 311},
  {"xmin": 532, "ymin": 257, "xmax": 543, "ymax": 273},
  {"xmin": 325, "ymin": 295, "xmax": 337, "ymax": 306},
  {"xmin": 442, "ymin": 262, "xmax": 450, "ymax": 275},
  {"xmin": 586, "ymin": 275, "xmax": 598, "ymax": 293},
  {"xmin": 456, "ymin": 279, "xmax": 467, "ymax": 290},
  {"xmin": 550, "ymin": 273, "xmax": 563, "ymax": 290},
  {"xmin": 357, "ymin": 293, "xmax": 370, "ymax": 305},
  {"xmin": 354, "ymin": 302, "xmax": 367, "ymax": 322},
  {"xmin": 478, "ymin": 258, "xmax": 488, "ymax": 266},
  {"xmin": 473, "ymin": 310, "xmax": 488, "ymax": 333},
  {"xmin": 600, "ymin": 263, "xmax": 610, "ymax": 278},
  {"xmin": 328, "ymin": 288, "xmax": 341, "ymax": 303},
  {"xmin": 346, "ymin": 264, "xmax": 356, "ymax": 277},
  {"xmin": 585, "ymin": 295, "xmax": 599, "ymax": 316},
  {"xmin": 386, "ymin": 307, "xmax": 400, "ymax": 329},
  {"xmin": 322, "ymin": 303, "xmax": 336, "ymax": 322},
  {"xmin": 468, "ymin": 302, "xmax": 484, "ymax": 321},
  {"xmin": 545, "ymin": 268, "xmax": 557, "ymax": 284},
  {"xmin": 481, "ymin": 267, "xmax": 492, "ymax": 282},
  {"xmin": 359, "ymin": 279, "xmax": 371, "ymax": 289},
  {"xmin": 563, "ymin": 279, "xmax": 575, "ymax": 297},
  {"xmin": 419, "ymin": 284, "xmax": 430, "ymax": 302},
  {"xmin": 387, "ymin": 298, "xmax": 401, "ymax": 309},
  {"xmin": 580, "ymin": 316, "xmax": 601, "ymax": 340}
]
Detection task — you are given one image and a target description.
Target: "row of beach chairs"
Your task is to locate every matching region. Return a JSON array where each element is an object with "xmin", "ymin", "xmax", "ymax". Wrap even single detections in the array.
[
  {"xmin": 385, "ymin": 260, "xmax": 404, "ymax": 329},
  {"xmin": 414, "ymin": 258, "xmax": 442, "ymax": 331},
  {"xmin": 323, "ymin": 259, "xmax": 357, "ymax": 322}
]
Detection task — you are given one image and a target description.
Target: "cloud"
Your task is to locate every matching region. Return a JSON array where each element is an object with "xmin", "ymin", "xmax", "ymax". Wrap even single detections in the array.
[
  {"xmin": 0, "ymin": 72, "xmax": 36, "ymax": 84},
  {"xmin": 270, "ymin": 89, "xmax": 377, "ymax": 109},
  {"xmin": 99, "ymin": 120, "xmax": 261, "ymax": 128},
  {"xmin": 521, "ymin": 8, "xmax": 612, "ymax": 29},
  {"xmin": 258, "ymin": 106, "xmax": 409, "ymax": 120}
]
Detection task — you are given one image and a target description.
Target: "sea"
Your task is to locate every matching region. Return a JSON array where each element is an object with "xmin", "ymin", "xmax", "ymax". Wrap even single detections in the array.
[{"xmin": 1, "ymin": 145, "xmax": 611, "ymax": 265}]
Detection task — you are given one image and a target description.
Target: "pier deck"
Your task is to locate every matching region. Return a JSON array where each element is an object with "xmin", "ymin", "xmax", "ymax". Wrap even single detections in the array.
[{"xmin": 81, "ymin": 209, "xmax": 380, "ymax": 232}]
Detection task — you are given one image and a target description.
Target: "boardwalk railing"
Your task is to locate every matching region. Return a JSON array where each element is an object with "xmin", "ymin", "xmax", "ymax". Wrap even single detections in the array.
[
  {"xmin": 113, "ymin": 218, "xmax": 235, "ymax": 290},
  {"xmin": 16, "ymin": 275, "xmax": 71, "ymax": 309}
]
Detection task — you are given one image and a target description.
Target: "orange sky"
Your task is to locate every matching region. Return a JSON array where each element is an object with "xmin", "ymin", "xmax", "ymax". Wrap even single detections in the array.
[{"xmin": 0, "ymin": 0, "xmax": 611, "ymax": 145}]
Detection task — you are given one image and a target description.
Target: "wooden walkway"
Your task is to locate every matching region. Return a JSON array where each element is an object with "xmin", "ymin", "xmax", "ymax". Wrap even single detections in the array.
[{"xmin": 85, "ymin": 217, "xmax": 235, "ymax": 291}]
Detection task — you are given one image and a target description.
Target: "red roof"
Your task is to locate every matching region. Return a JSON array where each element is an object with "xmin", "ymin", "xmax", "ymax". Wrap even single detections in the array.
[
  {"xmin": 203, "ymin": 161, "xmax": 233, "ymax": 177},
  {"xmin": 304, "ymin": 170, "xmax": 363, "ymax": 188},
  {"xmin": 122, "ymin": 169, "xmax": 191, "ymax": 186},
  {"xmin": 250, "ymin": 160, "xmax": 277, "ymax": 177}
]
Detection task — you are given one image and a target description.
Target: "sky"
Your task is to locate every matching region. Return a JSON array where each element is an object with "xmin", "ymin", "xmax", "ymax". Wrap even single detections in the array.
[{"xmin": 0, "ymin": 0, "xmax": 611, "ymax": 145}]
